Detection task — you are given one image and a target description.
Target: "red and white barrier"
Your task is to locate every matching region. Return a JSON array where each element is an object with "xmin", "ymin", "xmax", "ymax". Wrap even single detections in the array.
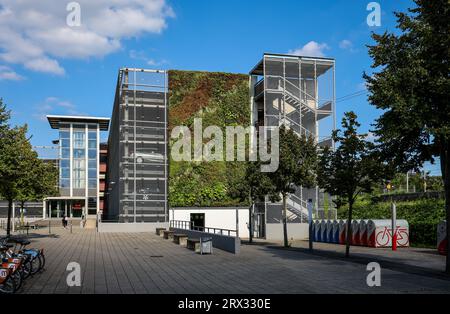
[
  {"xmin": 359, "ymin": 220, "xmax": 368, "ymax": 246},
  {"xmin": 367, "ymin": 219, "xmax": 409, "ymax": 248},
  {"xmin": 338, "ymin": 220, "xmax": 347, "ymax": 244},
  {"xmin": 437, "ymin": 220, "xmax": 447, "ymax": 256},
  {"xmin": 351, "ymin": 220, "xmax": 361, "ymax": 246}
]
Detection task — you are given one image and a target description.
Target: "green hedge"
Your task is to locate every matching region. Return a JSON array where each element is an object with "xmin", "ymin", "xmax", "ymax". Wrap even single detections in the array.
[{"xmin": 337, "ymin": 198, "xmax": 445, "ymax": 247}]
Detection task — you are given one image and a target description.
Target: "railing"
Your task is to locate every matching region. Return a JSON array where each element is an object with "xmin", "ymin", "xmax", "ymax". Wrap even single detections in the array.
[
  {"xmin": 257, "ymin": 76, "xmax": 332, "ymax": 115},
  {"xmin": 170, "ymin": 220, "xmax": 237, "ymax": 237}
]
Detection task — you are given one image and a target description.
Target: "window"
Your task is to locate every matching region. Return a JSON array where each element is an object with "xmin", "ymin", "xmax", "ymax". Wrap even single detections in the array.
[
  {"xmin": 61, "ymin": 139, "xmax": 70, "ymax": 148},
  {"xmin": 73, "ymin": 149, "xmax": 85, "ymax": 158},
  {"xmin": 88, "ymin": 131, "xmax": 97, "ymax": 139},
  {"xmin": 88, "ymin": 140, "xmax": 97, "ymax": 149},
  {"xmin": 88, "ymin": 160, "xmax": 97, "ymax": 169},
  {"xmin": 73, "ymin": 131, "xmax": 85, "ymax": 148},
  {"xmin": 61, "ymin": 168, "xmax": 70, "ymax": 178},
  {"xmin": 60, "ymin": 179, "xmax": 70, "ymax": 188},
  {"xmin": 61, "ymin": 148, "xmax": 70, "ymax": 159},
  {"xmin": 60, "ymin": 159, "xmax": 69, "ymax": 168},
  {"xmin": 88, "ymin": 169, "xmax": 97, "ymax": 179},
  {"xmin": 88, "ymin": 149, "xmax": 96, "ymax": 159},
  {"xmin": 60, "ymin": 131, "xmax": 70, "ymax": 139},
  {"xmin": 88, "ymin": 179, "xmax": 97, "ymax": 189}
]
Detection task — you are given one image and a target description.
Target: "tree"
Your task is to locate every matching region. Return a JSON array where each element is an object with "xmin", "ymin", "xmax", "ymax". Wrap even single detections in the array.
[
  {"xmin": 228, "ymin": 159, "xmax": 274, "ymax": 243},
  {"xmin": 16, "ymin": 158, "xmax": 58, "ymax": 225},
  {"xmin": 267, "ymin": 125, "xmax": 318, "ymax": 248},
  {"xmin": 318, "ymin": 112, "xmax": 385, "ymax": 257},
  {"xmin": 364, "ymin": 0, "xmax": 450, "ymax": 272},
  {"xmin": 0, "ymin": 124, "xmax": 35, "ymax": 235}
]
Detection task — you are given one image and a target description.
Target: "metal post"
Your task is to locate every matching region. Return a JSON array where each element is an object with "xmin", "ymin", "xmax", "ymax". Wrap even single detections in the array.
[
  {"xmin": 392, "ymin": 202, "xmax": 397, "ymax": 251},
  {"xmin": 406, "ymin": 172, "xmax": 409, "ymax": 193},
  {"xmin": 236, "ymin": 209, "xmax": 240, "ymax": 238},
  {"xmin": 12, "ymin": 203, "xmax": 15, "ymax": 233},
  {"xmin": 308, "ymin": 199, "xmax": 314, "ymax": 251}
]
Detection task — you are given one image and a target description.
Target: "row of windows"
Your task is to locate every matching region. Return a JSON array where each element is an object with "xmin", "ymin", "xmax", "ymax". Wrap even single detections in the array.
[{"xmin": 60, "ymin": 179, "xmax": 98, "ymax": 189}]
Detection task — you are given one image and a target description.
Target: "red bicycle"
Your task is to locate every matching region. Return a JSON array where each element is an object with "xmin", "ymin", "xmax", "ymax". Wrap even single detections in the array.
[{"xmin": 376, "ymin": 226, "xmax": 409, "ymax": 247}]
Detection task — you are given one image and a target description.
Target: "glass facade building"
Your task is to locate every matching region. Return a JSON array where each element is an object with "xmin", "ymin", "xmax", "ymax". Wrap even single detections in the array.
[
  {"xmin": 46, "ymin": 116, "xmax": 110, "ymax": 219},
  {"xmin": 105, "ymin": 68, "xmax": 169, "ymax": 223}
]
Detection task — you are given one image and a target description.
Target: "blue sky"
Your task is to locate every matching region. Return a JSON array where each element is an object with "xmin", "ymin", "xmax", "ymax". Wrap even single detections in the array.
[{"xmin": 2, "ymin": 0, "xmax": 438, "ymax": 173}]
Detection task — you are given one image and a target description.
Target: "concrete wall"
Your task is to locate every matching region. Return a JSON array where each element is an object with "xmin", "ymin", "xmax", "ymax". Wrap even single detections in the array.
[
  {"xmin": 171, "ymin": 227, "xmax": 240, "ymax": 254},
  {"xmin": 98, "ymin": 222, "xmax": 169, "ymax": 233},
  {"xmin": 170, "ymin": 207, "xmax": 249, "ymax": 239},
  {"xmin": 265, "ymin": 223, "xmax": 309, "ymax": 241}
]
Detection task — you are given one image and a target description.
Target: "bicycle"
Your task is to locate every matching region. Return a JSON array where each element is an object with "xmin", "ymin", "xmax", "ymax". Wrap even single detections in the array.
[{"xmin": 375, "ymin": 226, "xmax": 409, "ymax": 247}]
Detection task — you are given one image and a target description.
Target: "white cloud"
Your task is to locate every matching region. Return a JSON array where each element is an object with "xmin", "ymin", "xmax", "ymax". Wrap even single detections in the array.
[
  {"xmin": 288, "ymin": 41, "xmax": 329, "ymax": 57},
  {"xmin": 129, "ymin": 49, "xmax": 169, "ymax": 67},
  {"xmin": 0, "ymin": 65, "xmax": 24, "ymax": 80},
  {"xmin": 24, "ymin": 57, "xmax": 65, "ymax": 75},
  {"xmin": 34, "ymin": 97, "xmax": 84, "ymax": 121},
  {"xmin": 0, "ymin": 0, "xmax": 174, "ymax": 75},
  {"xmin": 339, "ymin": 39, "xmax": 353, "ymax": 50}
]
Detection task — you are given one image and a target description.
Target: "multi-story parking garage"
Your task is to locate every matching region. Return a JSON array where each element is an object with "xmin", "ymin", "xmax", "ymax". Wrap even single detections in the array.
[{"xmin": 37, "ymin": 53, "xmax": 336, "ymax": 238}]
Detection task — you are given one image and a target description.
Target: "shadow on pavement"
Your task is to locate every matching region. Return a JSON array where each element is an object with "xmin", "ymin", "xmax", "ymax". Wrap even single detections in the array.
[{"xmin": 257, "ymin": 243, "xmax": 450, "ymax": 281}]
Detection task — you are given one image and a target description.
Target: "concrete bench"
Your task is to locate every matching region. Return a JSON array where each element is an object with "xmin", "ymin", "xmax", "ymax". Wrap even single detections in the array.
[
  {"xmin": 155, "ymin": 228, "xmax": 166, "ymax": 236},
  {"xmin": 187, "ymin": 238, "xmax": 201, "ymax": 253},
  {"xmin": 163, "ymin": 230, "xmax": 175, "ymax": 240},
  {"xmin": 173, "ymin": 234, "xmax": 188, "ymax": 247}
]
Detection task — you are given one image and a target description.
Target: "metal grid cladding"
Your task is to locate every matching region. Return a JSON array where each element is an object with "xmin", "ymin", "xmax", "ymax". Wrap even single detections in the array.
[
  {"xmin": 105, "ymin": 68, "xmax": 168, "ymax": 223},
  {"xmin": 250, "ymin": 54, "xmax": 336, "ymax": 221}
]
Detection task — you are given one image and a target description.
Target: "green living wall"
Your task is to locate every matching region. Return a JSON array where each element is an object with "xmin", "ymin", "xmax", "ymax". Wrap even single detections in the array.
[{"xmin": 168, "ymin": 70, "xmax": 250, "ymax": 207}]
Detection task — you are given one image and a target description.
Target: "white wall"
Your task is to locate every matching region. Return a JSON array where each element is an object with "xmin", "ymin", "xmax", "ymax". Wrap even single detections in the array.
[
  {"xmin": 170, "ymin": 208, "xmax": 249, "ymax": 239},
  {"xmin": 265, "ymin": 223, "xmax": 309, "ymax": 241},
  {"xmin": 98, "ymin": 222, "xmax": 169, "ymax": 233}
]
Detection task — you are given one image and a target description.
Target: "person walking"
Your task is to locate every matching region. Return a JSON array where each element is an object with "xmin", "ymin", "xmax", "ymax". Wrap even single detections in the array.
[
  {"xmin": 62, "ymin": 215, "xmax": 67, "ymax": 229},
  {"xmin": 64, "ymin": 215, "xmax": 69, "ymax": 230}
]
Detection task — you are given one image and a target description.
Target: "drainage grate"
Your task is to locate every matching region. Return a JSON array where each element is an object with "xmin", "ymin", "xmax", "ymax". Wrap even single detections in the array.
[{"xmin": 150, "ymin": 255, "xmax": 164, "ymax": 258}]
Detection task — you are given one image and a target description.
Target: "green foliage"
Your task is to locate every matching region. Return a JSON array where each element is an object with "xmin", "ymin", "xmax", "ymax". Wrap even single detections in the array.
[
  {"xmin": 318, "ymin": 112, "xmax": 386, "ymax": 206},
  {"xmin": 168, "ymin": 70, "xmax": 250, "ymax": 207},
  {"xmin": 318, "ymin": 112, "xmax": 386, "ymax": 256},
  {"xmin": 268, "ymin": 125, "xmax": 317, "ymax": 200},
  {"xmin": 365, "ymin": 0, "xmax": 450, "ymax": 267},
  {"xmin": 266, "ymin": 125, "xmax": 318, "ymax": 247},
  {"xmin": 0, "ymin": 100, "xmax": 58, "ymax": 234}
]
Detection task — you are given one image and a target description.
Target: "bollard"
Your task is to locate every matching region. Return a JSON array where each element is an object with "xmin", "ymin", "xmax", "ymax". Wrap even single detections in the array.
[
  {"xmin": 70, "ymin": 221, "xmax": 73, "ymax": 234},
  {"xmin": 49, "ymin": 219, "xmax": 51, "ymax": 234},
  {"xmin": 392, "ymin": 203, "xmax": 397, "ymax": 251}
]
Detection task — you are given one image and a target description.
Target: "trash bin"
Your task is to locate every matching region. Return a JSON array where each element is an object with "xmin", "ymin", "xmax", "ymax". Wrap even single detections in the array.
[
  {"xmin": 332, "ymin": 220, "xmax": 340, "ymax": 244},
  {"xmin": 320, "ymin": 220, "xmax": 327, "ymax": 243},
  {"xmin": 200, "ymin": 237, "xmax": 213, "ymax": 255},
  {"xmin": 338, "ymin": 220, "xmax": 347, "ymax": 244},
  {"xmin": 367, "ymin": 219, "xmax": 409, "ymax": 248},
  {"xmin": 314, "ymin": 220, "xmax": 321, "ymax": 242},
  {"xmin": 437, "ymin": 220, "xmax": 447, "ymax": 256},
  {"xmin": 351, "ymin": 220, "xmax": 361, "ymax": 246},
  {"xmin": 359, "ymin": 220, "xmax": 368, "ymax": 247}
]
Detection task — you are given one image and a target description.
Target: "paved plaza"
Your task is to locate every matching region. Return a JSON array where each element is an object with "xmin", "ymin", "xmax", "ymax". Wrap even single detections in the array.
[{"xmin": 7, "ymin": 227, "xmax": 450, "ymax": 294}]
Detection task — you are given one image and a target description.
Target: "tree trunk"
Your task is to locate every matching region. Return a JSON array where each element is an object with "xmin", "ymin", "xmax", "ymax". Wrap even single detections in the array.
[
  {"xmin": 345, "ymin": 199, "xmax": 354, "ymax": 258},
  {"xmin": 6, "ymin": 199, "xmax": 12, "ymax": 236},
  {"xmin": 440, "ymin": 140, "xmax": 450, "ymax": 274},
  {"xmin": 282, "ymin": 195, "xmax": 289, "ymax": 248},
  {"xmin": 249, "ymin": 202, "xmax": 253, "ymax": 243}
]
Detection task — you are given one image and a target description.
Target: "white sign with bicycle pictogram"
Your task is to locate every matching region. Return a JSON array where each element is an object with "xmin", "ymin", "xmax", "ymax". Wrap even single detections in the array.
[{"xmin": 367, "ymin": 219, "xmax": 409, "ymax": 248}]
